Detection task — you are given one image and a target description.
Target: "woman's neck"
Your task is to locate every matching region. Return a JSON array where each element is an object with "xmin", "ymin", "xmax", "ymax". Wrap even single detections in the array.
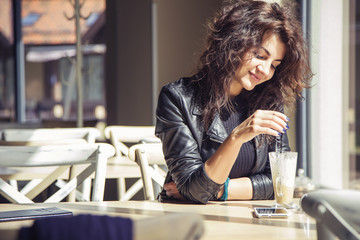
[{"xmin": 229, "ymin": 80, "xmax": 243, "ymax": 97}]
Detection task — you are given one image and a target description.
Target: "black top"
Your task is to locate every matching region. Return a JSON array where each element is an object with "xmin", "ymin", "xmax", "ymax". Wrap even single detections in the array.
[{"xmin": 220, "ymin": 97, "xmax": 256, "ymax": 179}]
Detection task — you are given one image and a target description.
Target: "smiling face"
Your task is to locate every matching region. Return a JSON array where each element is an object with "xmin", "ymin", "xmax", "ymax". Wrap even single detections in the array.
[{"xmin": 230, "ymin": 32, "xmax": 286, "ymax": 97}]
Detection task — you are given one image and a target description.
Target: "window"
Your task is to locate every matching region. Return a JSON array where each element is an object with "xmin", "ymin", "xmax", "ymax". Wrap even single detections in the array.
[
  {"xmin": 22, "ymin": 13, "xmax": 41, "ymax": 26},
  {"xmin": 349, "ymin": 0, "xmax": 360, "ymax": 190},
  {"xmin": 86, "ymin": 12, "xmax": 100, "ymax": 26}
]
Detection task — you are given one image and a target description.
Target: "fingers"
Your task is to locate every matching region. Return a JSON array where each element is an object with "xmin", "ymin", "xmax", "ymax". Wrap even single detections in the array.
[
  {"xmin": 251, "ymin": 110, "xmax": 290, "ymax": 136},
  {"xmin": 163, "ymin": 182, "xmax": 176, "ymax": 190},
  {"xmin": 164, "ymin": 182, "xmax": 184, "ymax": 200},
  {"xmin": 252, "ymin": 118, "xmax": 287, "ymax": 134},
  {"xmin": 252, "ymin": 125, "xmax": 282, "ymax": 137},
  {"xmin": 164, "ymin": 184, "xmax": 176, "ymax": 197},
  {"xmin": 232, "ymin": 110, "xmax": 290, "ymax": 144},
  {"xmin": 253, "ymin": 110, "xmax": 289, "ymax": 122},
  {"xmin": 164, "ymin": 182, "xmax": 176, "ymax": 196},
  {"xmin": 265, "ymin": 110, "xmax": 289, "ymax": 123}
]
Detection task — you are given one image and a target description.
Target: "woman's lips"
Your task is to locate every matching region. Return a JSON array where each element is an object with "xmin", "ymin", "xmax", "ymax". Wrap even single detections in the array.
[{"xmin": 249, "ymin": 71, "xmax": 261, "ymax": 82}]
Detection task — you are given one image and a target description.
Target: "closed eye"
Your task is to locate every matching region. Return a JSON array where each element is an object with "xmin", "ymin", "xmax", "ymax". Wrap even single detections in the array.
[
  {"xmin": 259, "ymin": 46, "xmax": 282, "ymax": 70},
  {"xmin": 254, "ymin": 52, "xmax": 265, "ymax": 60},
  {"xmin": 255, "ymin": 53, "xmax": 276, "ymax": 70},
  {"xmin": 253, "ymin": 49, "xmax": 280, "ymax": 70}
]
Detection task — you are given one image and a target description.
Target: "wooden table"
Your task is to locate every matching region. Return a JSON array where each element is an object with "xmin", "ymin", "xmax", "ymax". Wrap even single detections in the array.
[{"xmin": 0, "ymin": 199, "xmax": 316, "ymax": 240}]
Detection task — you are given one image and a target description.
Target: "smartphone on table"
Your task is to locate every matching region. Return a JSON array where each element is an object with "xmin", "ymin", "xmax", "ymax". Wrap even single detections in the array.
[{"xmin": 254, "ymin": 207, "xmax": 289, "ymax": 218}]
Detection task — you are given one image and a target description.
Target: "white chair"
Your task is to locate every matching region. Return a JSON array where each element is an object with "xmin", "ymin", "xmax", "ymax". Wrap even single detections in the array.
[
  {"xmin": 0, "ymin": 143, "xmax": 115, "ymax": 203},
  {"xmin": 1, "ymin": 127, "xmax": 100, "ymax": 143},
  {"xmin": 104, "ymin": 125, "xmax": 160, "ymax": 201},
  {"xmin": 0, "ymin": 127, "xmax": 101, "ymax": 201},
  {"xmin": 129, "ymin": 142, "xmax": 167, "ymax": 201}
]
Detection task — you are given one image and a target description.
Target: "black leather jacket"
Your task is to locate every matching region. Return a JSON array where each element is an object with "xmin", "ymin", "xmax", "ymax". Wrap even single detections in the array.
[{"xmin": 155, "ymin": 77, "xmax": 290, "ymax": 204}]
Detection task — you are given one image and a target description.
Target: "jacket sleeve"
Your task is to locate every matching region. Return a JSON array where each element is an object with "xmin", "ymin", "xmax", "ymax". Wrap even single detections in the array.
[
  {"xmin": 249, "ymin": 133, "xmax": 291, "ymax": 200},
  {"xmin": 155, "ymin": 85, "xmax": 223, "ymax": 204}
]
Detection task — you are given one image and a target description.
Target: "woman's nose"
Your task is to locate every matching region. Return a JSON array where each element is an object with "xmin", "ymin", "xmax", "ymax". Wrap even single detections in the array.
[{"xmin": 257, "ymin": 61, "xmax": 271, "ymax": 77}]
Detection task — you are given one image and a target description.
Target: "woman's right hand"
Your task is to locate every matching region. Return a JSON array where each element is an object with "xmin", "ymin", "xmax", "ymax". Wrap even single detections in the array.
[
  {"xmin": 231, "ymin": 110, "xmax": 289, "ymax": 143},
  {"xmin": 163, "ymin": 182, "xmax": 185, "ymax": 200}
]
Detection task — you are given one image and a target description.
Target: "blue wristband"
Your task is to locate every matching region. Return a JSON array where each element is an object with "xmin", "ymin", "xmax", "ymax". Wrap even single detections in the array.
[{"xmin": 219, "ymin": 177, "xmax": 229, "ymax": 201}]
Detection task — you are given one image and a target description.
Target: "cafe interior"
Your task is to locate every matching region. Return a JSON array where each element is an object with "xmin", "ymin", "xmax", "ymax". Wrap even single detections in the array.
[{"xmin": 0, "ymin": 0, "xmax": 359, "ymax": 239}]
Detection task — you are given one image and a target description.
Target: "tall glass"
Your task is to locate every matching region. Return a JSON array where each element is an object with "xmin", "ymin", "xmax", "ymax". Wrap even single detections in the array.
[{"xmin": 269, "ymin": 151, "xmax": 298, "ymax": 209}]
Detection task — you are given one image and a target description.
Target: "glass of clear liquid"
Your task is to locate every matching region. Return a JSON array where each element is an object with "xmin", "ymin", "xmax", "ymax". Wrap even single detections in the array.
[{"xmin": 269, "ymin": 151, "xmax": 298, "ymax": 209}]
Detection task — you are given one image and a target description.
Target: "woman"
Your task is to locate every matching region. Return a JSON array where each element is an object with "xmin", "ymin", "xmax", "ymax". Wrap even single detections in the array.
[{"xmin": 155, "ymin": 0, "xmax": 312, "ymax": 204}]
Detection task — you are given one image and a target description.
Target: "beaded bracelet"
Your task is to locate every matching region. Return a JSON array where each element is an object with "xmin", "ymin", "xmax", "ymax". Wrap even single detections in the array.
[{"xmin": 219, "ymin": 177, "xmax": 230, "ymax": 201}]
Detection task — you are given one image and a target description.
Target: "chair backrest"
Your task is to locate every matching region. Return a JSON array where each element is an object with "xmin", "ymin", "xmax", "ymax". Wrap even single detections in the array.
[
  {"xmin": 0, "ymin": 143, "xmax": 115, "ymax": 203},
  {"xmin": 0, "ymin": 128, "xmax": 103, "ymax": 203},
  {"xmin": 128, "ymin": 142, "xmax": 165, "ymax": 165},
  {"xmin": 1, "ymin": 127, "xmax": 101, "ymax": 144},
  {"xmin": 0, "ymin": 144, "xmax": 109, "ymax": 167},
  {"xmin": 104, "ymin": 125, "xmax": 159, "ymax": 157},
  {"xmin": 128, "ymin": 143, "xmax": 167, "ymax": 200}
]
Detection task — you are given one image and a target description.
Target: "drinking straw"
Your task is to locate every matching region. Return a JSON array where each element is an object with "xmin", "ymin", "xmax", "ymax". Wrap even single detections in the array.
[{"xmin": 275, "ymin": 135, "xmax": 283, "ymax": 153}]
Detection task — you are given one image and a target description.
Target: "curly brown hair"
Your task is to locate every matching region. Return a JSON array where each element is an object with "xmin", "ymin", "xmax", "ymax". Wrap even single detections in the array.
[{"xmin": 194, "ymin": 0, "xmax": 313, "ymax": 130}]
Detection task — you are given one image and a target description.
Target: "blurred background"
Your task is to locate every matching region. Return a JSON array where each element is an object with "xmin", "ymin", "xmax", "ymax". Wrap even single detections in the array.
[{"xmin": 0, "ymin": 0, "xmax": 359, "ymax": 192}]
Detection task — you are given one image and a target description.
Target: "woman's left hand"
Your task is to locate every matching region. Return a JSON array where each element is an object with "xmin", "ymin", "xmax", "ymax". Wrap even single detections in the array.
[{"xmin": 163, "ymin": 182, "xmax": 185, "ymax": 200}]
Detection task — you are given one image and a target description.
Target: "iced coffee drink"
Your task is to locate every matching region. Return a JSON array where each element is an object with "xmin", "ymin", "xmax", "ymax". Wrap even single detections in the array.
[{"xmin": 269, "ymin": 152, "xmax": 298, "ymax": 208}]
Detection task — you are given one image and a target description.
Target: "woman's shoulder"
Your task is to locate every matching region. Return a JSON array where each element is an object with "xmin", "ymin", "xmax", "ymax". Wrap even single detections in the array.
[{"xmin": 160, "ymin": 76, "xmax": 200, "ymax": 98}]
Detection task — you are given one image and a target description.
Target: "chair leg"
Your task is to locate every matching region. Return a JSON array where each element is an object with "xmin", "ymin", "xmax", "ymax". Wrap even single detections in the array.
[
  {"xmin": 79, "ymin": 178, "xmax": 92, "ymax": 201},
  {"xmin": 45, "ymin": 164, "xmax": 96, "ymax": 203},
  {"xmin": 92, "ymin": 154, "xmax": 108, "ymax": 202},
  {"xmin": 67, "ymin": 166, "xmax": 77, "ymax": 202},
  {"xmin": 55, "ymin": 180, "xmax": 90, "ymax": 202},
  {"xmin": 0, "ymin": 178, "xmax": 33, "ymax": 203},
  {"xmin": 153, "ymin": 180, "xmax": 162, "ymax": 199},
  {"xmin": 119, "ymin": 179, "xmax": 143, "ymax": 201},
  {"xmin": 20, "ymin": 179, "xmax": 42, "ymax": 195},
  {"xmin": 117, "ymin": 178, "xmax": 126, "ymax": 200},
  {"xmin": 137, "ymin": 150, "xmax": 154, "ymax": 200},
  {"xmin": 25, "ymin": 166, "xmax": 69, "ymax": 200},
  {"xmin": 9, "ymin": 180, "xmax": 18, "ymax": 191}
]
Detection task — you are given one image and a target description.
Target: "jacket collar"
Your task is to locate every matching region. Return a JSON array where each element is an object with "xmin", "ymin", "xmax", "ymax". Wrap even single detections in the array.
[
  {"xmin": 191, "ymin": 105, "xmax": 228, "ymax": 143},
  {"xmin": 206, "ymin": 112, "xmax": 228, "ymax": 143}
]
